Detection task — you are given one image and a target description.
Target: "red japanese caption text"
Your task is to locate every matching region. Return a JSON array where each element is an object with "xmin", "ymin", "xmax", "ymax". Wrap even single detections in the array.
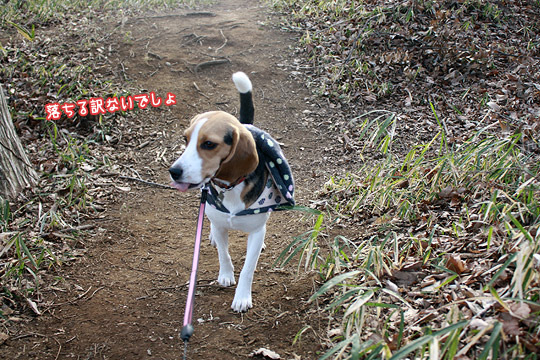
[{"xmin": 44, "ymin": 92, "xmax": 177, "ymax": 121}]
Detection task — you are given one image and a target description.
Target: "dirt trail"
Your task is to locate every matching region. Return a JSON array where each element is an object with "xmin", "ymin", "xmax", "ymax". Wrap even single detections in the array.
[{"xmin": 2, "ymin": 1, "xmax": 342, "ymax": 359}]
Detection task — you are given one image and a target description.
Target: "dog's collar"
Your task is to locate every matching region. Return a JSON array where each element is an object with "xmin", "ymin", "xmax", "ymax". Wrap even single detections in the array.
[{"xmin": 210, "ymin": 176, "xmax": 247, "ymax": 190}]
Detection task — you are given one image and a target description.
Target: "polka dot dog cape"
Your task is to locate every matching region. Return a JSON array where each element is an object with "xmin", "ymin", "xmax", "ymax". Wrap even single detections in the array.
[{"xmin": 205, "ymin": 124, "xmax": 295, "ymax": 216}]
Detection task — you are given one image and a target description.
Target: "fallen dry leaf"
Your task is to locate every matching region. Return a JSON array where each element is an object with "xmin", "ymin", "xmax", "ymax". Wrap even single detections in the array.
[
  {"xmin": 438, "ymin": 185, "xmax": 454, "ymax": 199},
  {"xmin": 391, "ymin": 270, "xmax": 425, "ymax": 287},
  {"xmin": 250, "ymin": 348, "xmax": 281, "ymax": 359},
  {"xmin": 486, "ymin": 101, "xmax": 502, "ymax": 112},
  {"xmin": 470, "ymin": 318, "xmax": 489, "ymax": 330},
  {"xmin": 0, "ymin": 332, "xmax": 8, "ymax": 345},
  {"xmin": 499, "ymin": 312, "xmax": 522, "ymax": 337},
  {"xmin": 510, "ymin": 302, "xmax": 531, "ymax": 319},
  {"xmin": 446, "ymin": 254, "xmax": 467, "ymax": 274},
  {"xmin": 115, "ymin": 185, "xmax": 131, "ymax": 192},
  {"xmin": 26, "ymin": 298, "xmax": 41, "ymax": 316}
]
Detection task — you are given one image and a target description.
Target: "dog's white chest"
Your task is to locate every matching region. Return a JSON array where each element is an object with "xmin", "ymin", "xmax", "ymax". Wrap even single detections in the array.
[
  {"xmin": 219, "ymin": 184, "xmax": 248, "ymax": 215},
  {"xmin": 205, "ymin": 187, "xmax": 270, "ymax": 233}
]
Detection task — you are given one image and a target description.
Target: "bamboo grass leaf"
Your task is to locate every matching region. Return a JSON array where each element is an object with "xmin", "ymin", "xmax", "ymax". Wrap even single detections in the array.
[
  {"xmin": 478, "ymin": 321, "xmax": 502, "ymax": 360},
  {"xmin": 309, "ymin": 270, "xmax": 361, "ymax": 302}
]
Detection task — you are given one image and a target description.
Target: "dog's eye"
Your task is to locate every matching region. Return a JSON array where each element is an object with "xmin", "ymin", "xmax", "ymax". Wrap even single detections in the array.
[{"xmin": 201, "ymin": 141, "xmax": 217, "ymax": 150}]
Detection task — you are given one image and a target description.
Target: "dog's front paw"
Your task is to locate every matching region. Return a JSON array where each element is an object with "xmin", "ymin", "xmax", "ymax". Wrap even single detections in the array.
[
  {"xmin": 218, "ymin": 272, "xmax": 236, "ymax": 287},
  {"xmin": 231, "ymin": 293, "xmax": 252, "ymax": 312}
]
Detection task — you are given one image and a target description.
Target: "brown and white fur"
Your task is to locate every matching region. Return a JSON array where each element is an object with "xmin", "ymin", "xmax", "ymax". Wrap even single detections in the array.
[{"xmin": 169, "ymin": 72, "xmax": 271, "ymax": 312}]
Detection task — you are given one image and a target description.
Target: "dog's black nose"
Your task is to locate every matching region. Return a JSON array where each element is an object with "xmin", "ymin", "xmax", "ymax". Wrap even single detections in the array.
[{"xmin": 169, "ymin": 167, "xmax": 183, "ymax": 181}]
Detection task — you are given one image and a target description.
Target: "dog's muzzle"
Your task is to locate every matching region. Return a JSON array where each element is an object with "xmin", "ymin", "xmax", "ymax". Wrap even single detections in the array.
[{"xmin": 169, "ymin": 167, "xmax": 204, "ymax": 192}]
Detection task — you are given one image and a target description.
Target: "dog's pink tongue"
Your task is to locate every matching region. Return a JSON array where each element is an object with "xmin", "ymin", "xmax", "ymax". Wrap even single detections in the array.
[{"xmin": 170, "ymin": 181, "xmax": 190, "ymax": 192}]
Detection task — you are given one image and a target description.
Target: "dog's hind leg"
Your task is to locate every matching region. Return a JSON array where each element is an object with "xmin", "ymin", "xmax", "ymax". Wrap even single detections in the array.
[
  {"xmin": 210, "ymin": 223, "xmax": 236, "ymax": 287},
  {"xmin": 231, "ymin": 225, "xmax": 266, "ymax": 312}
]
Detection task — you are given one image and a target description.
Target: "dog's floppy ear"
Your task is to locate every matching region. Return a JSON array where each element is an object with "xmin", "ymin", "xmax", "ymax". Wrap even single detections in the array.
[{"xmin": 215, "ymin": 125, "xmax": 258, "ymax": 183}]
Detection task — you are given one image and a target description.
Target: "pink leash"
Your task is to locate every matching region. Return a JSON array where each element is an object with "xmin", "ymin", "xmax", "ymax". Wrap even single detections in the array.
[{"xmin": 181, "ymin": 188, "xmax": 208, "ymax": 358}]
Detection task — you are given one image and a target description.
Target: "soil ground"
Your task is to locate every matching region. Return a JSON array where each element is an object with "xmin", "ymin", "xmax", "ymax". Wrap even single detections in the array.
[{"xmin": 2, "ymin": 0, "xmax": 345, "ymax": 359}]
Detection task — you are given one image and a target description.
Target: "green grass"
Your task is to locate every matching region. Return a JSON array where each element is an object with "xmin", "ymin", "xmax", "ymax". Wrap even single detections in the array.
[
  {"xmin": 1, "ymin": 121, "xmax": 97, "ymax": 300},
  {"xmin": 279, "ymin": 107, "xmax": 540, "ymax": 358},
  {"xmin": 270, "ymin": 0, "xmax": 534, "ymax": 111},
  {"xmin": 269, "ymin": 4, "xmax": 540, "ymax": 355},
  {"xmin": 1, "ymin": 0, "xmax": 208, "ymax": 314},
  {"xmin": 1, "ymin": 0, "xmax": 210, "ymax": 28}
]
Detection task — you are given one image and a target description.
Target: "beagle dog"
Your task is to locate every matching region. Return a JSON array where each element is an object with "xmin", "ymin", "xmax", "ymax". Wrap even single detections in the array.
[{"xmin": 169, "ymin": 72, "xmax": 295, "ymax": 312}]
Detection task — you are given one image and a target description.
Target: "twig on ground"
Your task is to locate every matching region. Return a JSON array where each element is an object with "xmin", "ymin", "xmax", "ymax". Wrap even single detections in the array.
[
  {"xmin": 53, "ymin": 337, "xmax": 62, "ymax": 360},
  {"xmin": 135, "ymin": 12, "xmax": 216, "ymax": 21},
  {"xmin": 194, "ymin": 59, "xmax": 231, "ymax": 73},
  {"xmin": 147, "ymin": 51, "xmax": 162, "ymax": 60},
  {"xmin": 137, "ymin": 140, "xmax": 151, "ymax": 149},
  {"xmin": 13, "ymin": 333, "xmax": 47, "ymax": 341},
  {"xmin": 215, "ymin": 29, "xmax": 228, "ymax": 53},
  {"xmin": 193, "ymin": 82, "xmax": 210, "ymax": 99},
  {"xmin": 50, "ymin": 286, "xmax": 104, "ymax": 307},
  {"xmin": 182, "ymin": 33, "xmax": 207, "ymax": 47},
  {"xmin": 119, "ymin": 62, "xmax": 128, "ymax": 81},
  {"xmin": 136, "ymin": 282, "xmax": 234, "ymax": 299},
  {"xmin": 119, "ymin": 175, "xmax": 173, "ymax": 190},
  {"xmin": 39, "ymin": 224, "xmax": 95, "ymax": 238}
]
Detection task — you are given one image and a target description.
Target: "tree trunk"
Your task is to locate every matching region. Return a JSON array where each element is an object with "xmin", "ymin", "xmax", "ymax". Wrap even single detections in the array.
[{"xmin": 0, "ymin": 84, "xmax": 38, "ymax": 200}]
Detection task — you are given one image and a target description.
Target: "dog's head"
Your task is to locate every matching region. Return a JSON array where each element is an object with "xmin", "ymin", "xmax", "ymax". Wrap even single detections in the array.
[{"xmin": 169, "ymin": 111, "xmax": 258, "ymax": 191}]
